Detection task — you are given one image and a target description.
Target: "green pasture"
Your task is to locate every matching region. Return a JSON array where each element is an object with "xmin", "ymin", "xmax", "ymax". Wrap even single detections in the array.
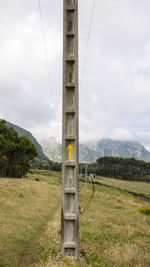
[
  {"xmin": 95, "ymin": 176, "xmax": 150, "ymax": 198},
  {"xmin": 0, "ymin": 170, "xmax": 150, "ymax": 267}
]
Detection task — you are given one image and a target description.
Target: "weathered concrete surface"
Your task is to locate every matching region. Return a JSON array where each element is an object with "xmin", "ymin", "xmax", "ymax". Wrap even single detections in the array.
[{"xmin": 61, "ymin": 0, "xmax": 79, "ymax": 257}]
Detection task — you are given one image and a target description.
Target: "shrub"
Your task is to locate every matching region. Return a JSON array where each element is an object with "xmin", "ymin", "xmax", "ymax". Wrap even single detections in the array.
[{"xmin": 138, "ymin": 207, "xmax": 150, "ymax": 215}]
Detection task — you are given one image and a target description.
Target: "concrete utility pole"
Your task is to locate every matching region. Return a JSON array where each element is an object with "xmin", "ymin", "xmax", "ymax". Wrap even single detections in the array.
[{"xmin": 61, "ymin": 0, "xmax": 79, "ymax": 257}]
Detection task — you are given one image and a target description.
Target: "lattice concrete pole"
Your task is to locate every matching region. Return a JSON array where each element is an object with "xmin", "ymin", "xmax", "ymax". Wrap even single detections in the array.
[{"xmin": 61, "ymin": 0, "xmax": 79, "ymax": 257}]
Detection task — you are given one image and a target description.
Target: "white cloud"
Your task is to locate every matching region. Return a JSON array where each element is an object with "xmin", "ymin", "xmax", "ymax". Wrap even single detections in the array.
[
  {"xmin": 0, "ymin": 0, "xmax": 150, "ymax": 147},
  {"xmin": 0, "ymin": 7, "xmax": 61, "ymax": 132},
  {"xmin": 110, "ymin": 128, "xmax": 134, "ymax": 141}
]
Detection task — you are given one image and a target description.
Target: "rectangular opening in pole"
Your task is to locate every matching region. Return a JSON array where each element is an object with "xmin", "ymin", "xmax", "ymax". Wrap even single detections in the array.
[
  {"xmin": 66, "ymin": 62, "xmax": 75, "ymax": 83},
  {"xmin": 65, "ymin": 140, "xmax": 76, "ymax": 161},
  {"xmin": 67, "ymin": 0, "xmax": 75, "ymax": 5},
  {"xmin": 67, "ymin": 37, "xmax": 74, "ymax": 56},
  {"xmin": 65, "ymin": 113, "xmax": 75, "ymax": 136},
  {"xmin": 64, "ymin": 166, "xmax": 75, "ymax": 188},
  {"xmin": 66, "ymin": 87, "xmax": 75, "ymax": 108},
  {"xmin": 64, "ymin": 194, "xmax": 75, "ymax": 213},
  {"xmin": 67, "ymin": 11, "xmax": 74, "ymax": 33}
]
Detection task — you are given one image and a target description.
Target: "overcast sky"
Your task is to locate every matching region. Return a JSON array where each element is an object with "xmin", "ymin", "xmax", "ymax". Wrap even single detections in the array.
[{"xmin": 0, "ymin": 0, "xmax": 150, "ymax": 149}]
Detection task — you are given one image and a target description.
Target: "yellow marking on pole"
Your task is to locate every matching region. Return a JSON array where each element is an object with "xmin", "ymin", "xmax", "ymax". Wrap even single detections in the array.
[{"xmin": 66, "ymin": 144, "xmax": 74, "ymax": 160}]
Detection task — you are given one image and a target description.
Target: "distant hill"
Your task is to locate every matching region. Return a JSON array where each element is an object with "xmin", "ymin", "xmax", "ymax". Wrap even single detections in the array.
[
  {"xmin": 3, "ymin": 120, "xmax": 48, "ymax": 161},
  {"xmin": 40, "ymin": 138, "xmax": 150, "ymax": 163},
  {"xmin": 84, "ymin": 139, "xmax": 150, "ymax": 162},
  {"xmin": 40, "ymin": 138, "xmax": 62, "ymax": 162}
]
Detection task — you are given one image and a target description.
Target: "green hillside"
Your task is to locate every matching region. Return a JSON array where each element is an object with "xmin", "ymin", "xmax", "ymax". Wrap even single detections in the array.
[{"xmin": 3, "ymin": 120, "xmax": 48, "ymax": 161}]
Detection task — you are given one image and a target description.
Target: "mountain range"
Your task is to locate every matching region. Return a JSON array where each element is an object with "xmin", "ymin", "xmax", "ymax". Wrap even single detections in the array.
[
  {"xmin": 3, "ymin": 120, "xmax": 150, "ymax": 163},
  {"xmin": 40, "ymin": 138, "xmax": 150, "ymax": 163}
]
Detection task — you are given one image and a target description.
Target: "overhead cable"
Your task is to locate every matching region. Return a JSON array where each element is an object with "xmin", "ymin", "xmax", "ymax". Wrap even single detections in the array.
[
  {"xmin": 80, "ymin": 0, "xmax": 96, "ymax": 92},
  {"xmin": 37, "ymin": 0, "xmax": 55, "ymax": 119},
  {"xmin": 79, "ymin": 174, "xmax": 95, "ymax": 215}
]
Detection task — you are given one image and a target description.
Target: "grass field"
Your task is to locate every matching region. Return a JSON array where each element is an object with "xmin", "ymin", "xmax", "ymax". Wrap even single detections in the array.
[
  {"xmin": 0, "ymin": 170, "xmax": 150, "ymax": 267},
  {"xmin": 94, "ymin": 176, "xmax": 150, "ymax": 198}
]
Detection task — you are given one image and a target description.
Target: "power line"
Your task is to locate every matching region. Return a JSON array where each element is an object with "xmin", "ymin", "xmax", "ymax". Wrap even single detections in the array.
[
  {"xmin": 80, "ymin": 0, "xmax": 96, "ymax": 93},
  {"xmin": 37, "ymin": 0, "xmax": 55, "ymax": 120},
  {"xmin": 79, "ymin": 174, "xmax": 95, "ymax": 215}
]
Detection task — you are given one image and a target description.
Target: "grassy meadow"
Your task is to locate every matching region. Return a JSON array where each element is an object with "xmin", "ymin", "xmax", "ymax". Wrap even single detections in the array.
[
  {"xmin": 0, "ymin": 170, "xmax": 150, "ymax": 267},
  {"xmin": 94, "ymin": 176, "xmax": 150, "ymax": 198}
]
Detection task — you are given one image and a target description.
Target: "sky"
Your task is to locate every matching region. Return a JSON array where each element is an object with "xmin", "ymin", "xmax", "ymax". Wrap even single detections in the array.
[{"xmin": 0, "ymin": 0, "xmax": 150, "ymax": 150}]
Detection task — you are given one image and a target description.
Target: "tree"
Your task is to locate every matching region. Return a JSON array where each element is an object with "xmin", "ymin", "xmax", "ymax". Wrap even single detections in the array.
[
  {"xmin": 0, "ymin": 120, "xmax": 37, "ymax": 178},
  {"xmin": 88, "ymin": 156, "xmax": 150, "ymax": 182}
]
